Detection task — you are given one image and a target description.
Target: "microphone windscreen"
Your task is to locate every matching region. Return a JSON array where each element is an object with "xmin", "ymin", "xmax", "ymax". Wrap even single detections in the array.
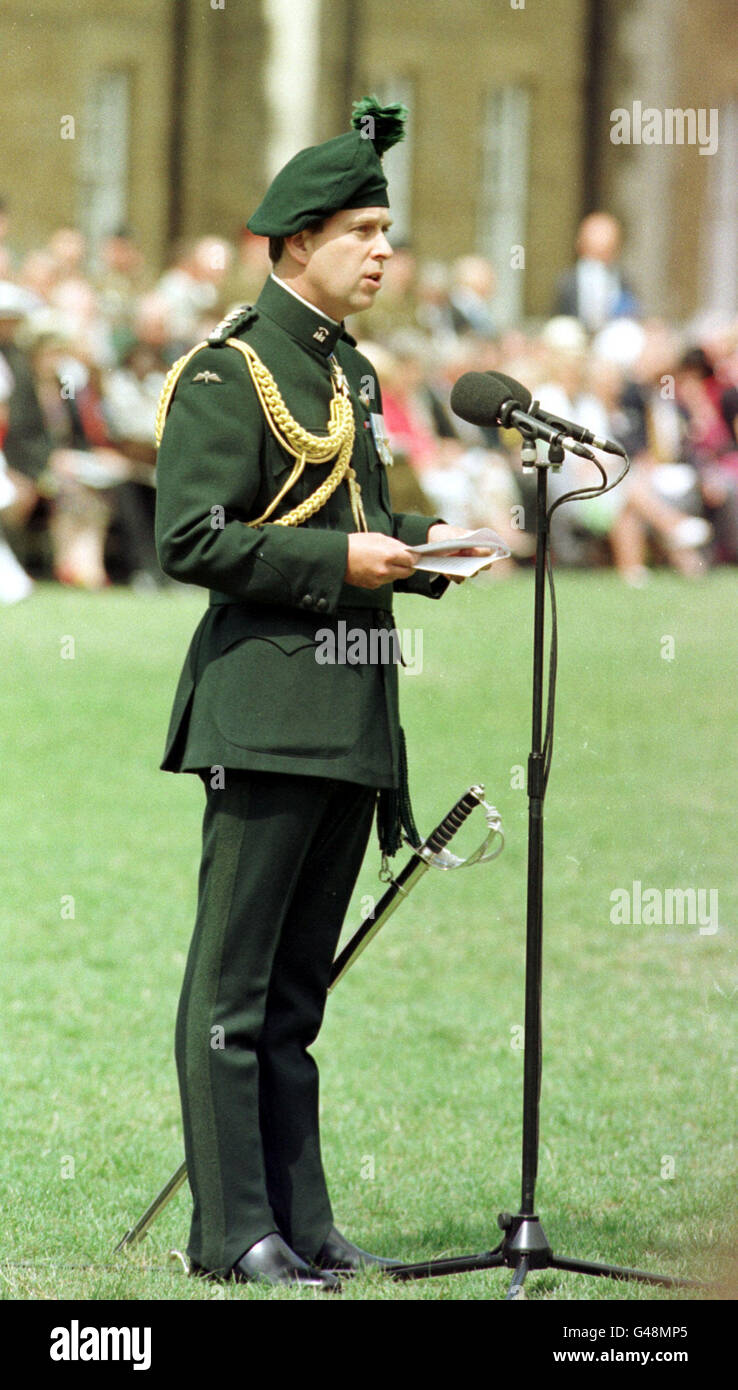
[
  {"xmin": 486, "ymin": 371, "xmax": 533, "ymax": 412},
  {"xmin": 450, "ymin": 371, "xmax": 513, "ymax": 427}
]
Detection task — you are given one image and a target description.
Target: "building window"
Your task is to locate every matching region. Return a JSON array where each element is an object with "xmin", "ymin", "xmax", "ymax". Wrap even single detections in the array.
[
  {"xmin": 478, "ymin": 84, "xmax": 530, "ymax": 328},
  {"xmin": 78, "ymin": 71, "xmax": 131, "ymax": 255}
]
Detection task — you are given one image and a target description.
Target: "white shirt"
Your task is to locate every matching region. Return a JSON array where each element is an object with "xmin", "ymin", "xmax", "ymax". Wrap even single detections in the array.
[{"xmin": 576, "ymin": 259, "xmax": 618, "ymax": 333}]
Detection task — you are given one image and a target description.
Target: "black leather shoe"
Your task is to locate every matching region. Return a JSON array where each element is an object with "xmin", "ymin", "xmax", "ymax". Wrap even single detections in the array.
[
  {"xmin": 191, "ymin": 1233, "xmax": 338, "ymax": 1289},
  {"xmin": 234, "ymin": 1233, "xmax": 338, "ymax": 1288},
  {"xmin": 312, "ymin": 1225, "xmax": 399, "ymax": 1274}
]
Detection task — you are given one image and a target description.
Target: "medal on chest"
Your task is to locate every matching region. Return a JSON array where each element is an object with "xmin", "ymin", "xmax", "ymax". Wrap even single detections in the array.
[{"xmin": 367, "ymin": 411, "xmax": 394, "ymax": 468}]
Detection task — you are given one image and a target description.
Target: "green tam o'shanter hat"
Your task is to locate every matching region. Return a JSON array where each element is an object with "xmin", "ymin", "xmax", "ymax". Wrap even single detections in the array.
[{"xmin": 247, "ymin": 96, "xmax": 408, "ymax": 238}]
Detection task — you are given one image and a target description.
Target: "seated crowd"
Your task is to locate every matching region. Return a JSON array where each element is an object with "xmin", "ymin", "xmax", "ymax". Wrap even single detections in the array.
[{"xmin": 0, "ymin": 210, "xmax": 736, "ymax": 602}]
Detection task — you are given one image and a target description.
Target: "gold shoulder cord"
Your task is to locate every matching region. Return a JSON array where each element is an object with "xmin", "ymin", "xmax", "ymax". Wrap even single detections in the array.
[{"xmin": 155, "ymin": 340, "xmax": 368, "ymax": 532}]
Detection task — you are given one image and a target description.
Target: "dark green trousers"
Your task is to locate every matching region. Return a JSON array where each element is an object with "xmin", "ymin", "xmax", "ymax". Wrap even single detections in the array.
[{"xmin": 175, "ymin": 769, "xmax": 377, "ymax": 1274}]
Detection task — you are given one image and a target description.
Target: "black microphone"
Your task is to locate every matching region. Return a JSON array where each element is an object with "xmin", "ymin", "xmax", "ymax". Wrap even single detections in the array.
[
  {"xmin": 486, "ymin": 371, "xmax": 627, "ymax": 457},
  {"xmin": 449, "ymin": 372, "xmax": 596, "ymax": 460}
]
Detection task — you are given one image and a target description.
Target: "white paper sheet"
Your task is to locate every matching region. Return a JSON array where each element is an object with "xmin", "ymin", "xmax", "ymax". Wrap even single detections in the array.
[{"xmin": 408, "ymin": 527, "xmax": 511, "ymax": 578}]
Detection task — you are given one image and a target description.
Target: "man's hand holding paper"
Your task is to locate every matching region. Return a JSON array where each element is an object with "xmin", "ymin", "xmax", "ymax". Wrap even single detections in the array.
[{"xmin": 412, "ymin": 525, "xmax": 511, "ymax": 580}]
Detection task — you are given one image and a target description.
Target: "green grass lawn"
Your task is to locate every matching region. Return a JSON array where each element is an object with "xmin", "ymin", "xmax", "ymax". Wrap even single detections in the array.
[{"xmin": 0, "ymin": 571, "xmax": 735, "ymax": 1301}]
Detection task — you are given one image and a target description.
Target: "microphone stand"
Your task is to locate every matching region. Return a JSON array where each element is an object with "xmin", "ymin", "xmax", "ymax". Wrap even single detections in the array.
[{"xmin": 386, "ymin": 428, "xmax": 700, "ymax": 1297}]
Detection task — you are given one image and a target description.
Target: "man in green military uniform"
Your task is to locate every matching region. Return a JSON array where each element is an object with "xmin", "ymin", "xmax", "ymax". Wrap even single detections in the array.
[{"xmin": 155, "ymin": 98, "xmax": 475, "ymax": 1287}]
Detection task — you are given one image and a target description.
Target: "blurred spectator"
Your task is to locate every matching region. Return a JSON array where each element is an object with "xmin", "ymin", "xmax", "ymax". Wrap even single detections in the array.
[
  {"xmin": 414, "ymin": 260, "xmax": 457, "ymax": 350},
  {"xmin": 591, "ymin": 316, "xmax": 646, "ymax": 373},
  {"xmin": 675, "ymin": 345, "xmax": 738, "ymax": 562},
  {"xmin": 222, "ymin": 227, "xmax": 275, "ymax": 308},
  {"xmin": 677, "ymin": 345, "xmax": 738, "ymax": 462},
  {"xmin": 47, "ymin": 226, "xmax": 87, "ymax": 278},
  {"xmin": 535, "ymin": 315, "xmax": 622, "ymax": 563},
  {"xmin": 45, "ymin": 227, "xmax": 113, "ymax": 366},
  {"xmin": 126, "ymin": 291, "xmax": 185, "ymax": 366},
  {"xmin": 101, "ymin": 330, "xmax": 168, "ymax": 589},
  {"xmin": 104, "ymin": 341, "xmax": 167, "ymax": 448},
  {"xmin": 538, "ymin": 317, "xmax": 710, "ymax": 580},
  {"xmin": 0, "ymin": 293, "xmax": 154, "ymax": 590},
  {"xmin": 94, "ymin": 226, "xmax": 150, "ymax": 360},
  {"xmin": 619, "ymin": 324, "xmax": 688, "ymax": 464},
  {"xmin": 22, "ymin": 318, "xmax": 134, "ymax": 588},
  {"xmin": 554, "ymin": 212, "xmax": 640, "ymax": 333},
  {"xmin": 156, "ymin": 236, "xmax": 234, "ymax": 343},
  {"xmin": 0, "ymin": 216, "xmax": 733, "ymax": 592},
  {"xmin": 0, "ymin": 282, "xmax": 52, "ymax": 490},
  {"xmin": 428, "ymin": 333, "xmax": 501, "ymax": 449},
  {"xmin": 0, "ymin": 341, "xmax": 34, "ymax": 603},
  {"xmin": 449, "ymin": 255, "xmax": 497, "ymax": 337},
  {"xmin": 377, "ymin": 329, "xmax": 439, "ymax": 475},
  {"xmin": 18, "ymin": 250, "xmax": 59, "ymax": 303},
  {"xmin": 608, "ymin": 324, "xmax": 715, "ymax": 580},
  {"xmin": 372, "ymin": 330, "xmax": 531, "ymax": 562}
]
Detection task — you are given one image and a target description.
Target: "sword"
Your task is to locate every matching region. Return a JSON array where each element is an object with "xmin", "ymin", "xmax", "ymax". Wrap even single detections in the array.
[
  {"xmin": 114, "ymin": 785, "xmax": 503, "ymax": 1252},
  {"xmin": 114, "ymin": 1161, "xmax": 188, "ymax": 1253},
  {"xmin": 329, "ymin": 785, "xmax": 503, "ymax": 988}
]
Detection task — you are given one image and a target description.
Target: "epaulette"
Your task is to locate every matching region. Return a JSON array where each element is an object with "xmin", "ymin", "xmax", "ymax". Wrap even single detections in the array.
[
  {"xmin": 208, "ymin": 303, "xmax": 259, "ymax": 346},
  {"xmin": 155, "ymin": 308, "xmax": 259, "ymax": 445}
]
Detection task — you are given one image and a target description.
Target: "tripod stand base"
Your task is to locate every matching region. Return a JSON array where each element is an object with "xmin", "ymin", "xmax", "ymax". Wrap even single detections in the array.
[{"xmin": 387, "ymin": 1212, "xmax": 703, "ymax": 1296}]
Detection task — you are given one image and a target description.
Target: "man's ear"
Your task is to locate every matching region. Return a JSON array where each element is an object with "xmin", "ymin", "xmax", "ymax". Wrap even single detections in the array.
[{"xmin": 284, "ymin": 230, "xmax": 311, "ymax": 267}]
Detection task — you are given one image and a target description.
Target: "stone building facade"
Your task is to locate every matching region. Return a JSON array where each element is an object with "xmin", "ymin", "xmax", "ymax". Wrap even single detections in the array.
[{"xmin": 0, "ymin": 0, "xmax": 735, "ymax": 322}]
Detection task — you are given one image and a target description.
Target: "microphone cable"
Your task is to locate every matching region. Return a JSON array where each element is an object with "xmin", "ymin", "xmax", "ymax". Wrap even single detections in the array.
[{"xmin": 540, "ymin": 448, "xmax": 631, "ymax": 792}]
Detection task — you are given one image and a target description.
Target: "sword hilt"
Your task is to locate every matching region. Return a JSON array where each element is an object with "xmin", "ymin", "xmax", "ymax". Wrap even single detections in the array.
[
  {"xmin": 423, "ymin": 785, "xmax": 486, "ymax": 855},
  {"xmin": 414, "ymin": 784, "xmax": 503, "ymax": 870}
]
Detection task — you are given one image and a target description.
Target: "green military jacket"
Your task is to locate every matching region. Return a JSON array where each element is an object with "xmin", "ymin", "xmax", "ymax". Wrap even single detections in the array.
[{"xmin": 155, "ymin": 274, "xmax": 448, "ymax": 788}]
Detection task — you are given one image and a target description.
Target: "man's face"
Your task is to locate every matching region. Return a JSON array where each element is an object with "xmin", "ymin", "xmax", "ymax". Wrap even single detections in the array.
[
  {"xmin": 577, "ymin": 213, "xmax": 621, "ymax": 265},
  {"xmin": 290, "ymin": 207, "xmax": 393, "ymax": 319}
]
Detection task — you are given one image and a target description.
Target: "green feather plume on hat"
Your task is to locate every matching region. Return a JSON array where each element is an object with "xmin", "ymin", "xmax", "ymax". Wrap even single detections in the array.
[{"xmin": 351, "ymin": 95, "xmax": 408, "ymax": 157}]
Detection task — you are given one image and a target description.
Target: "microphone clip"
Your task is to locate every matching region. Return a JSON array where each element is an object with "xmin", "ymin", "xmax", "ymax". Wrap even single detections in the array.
[{"xmin": 501, "ymin": 396, "xmax": 568, "ymax": 471}]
